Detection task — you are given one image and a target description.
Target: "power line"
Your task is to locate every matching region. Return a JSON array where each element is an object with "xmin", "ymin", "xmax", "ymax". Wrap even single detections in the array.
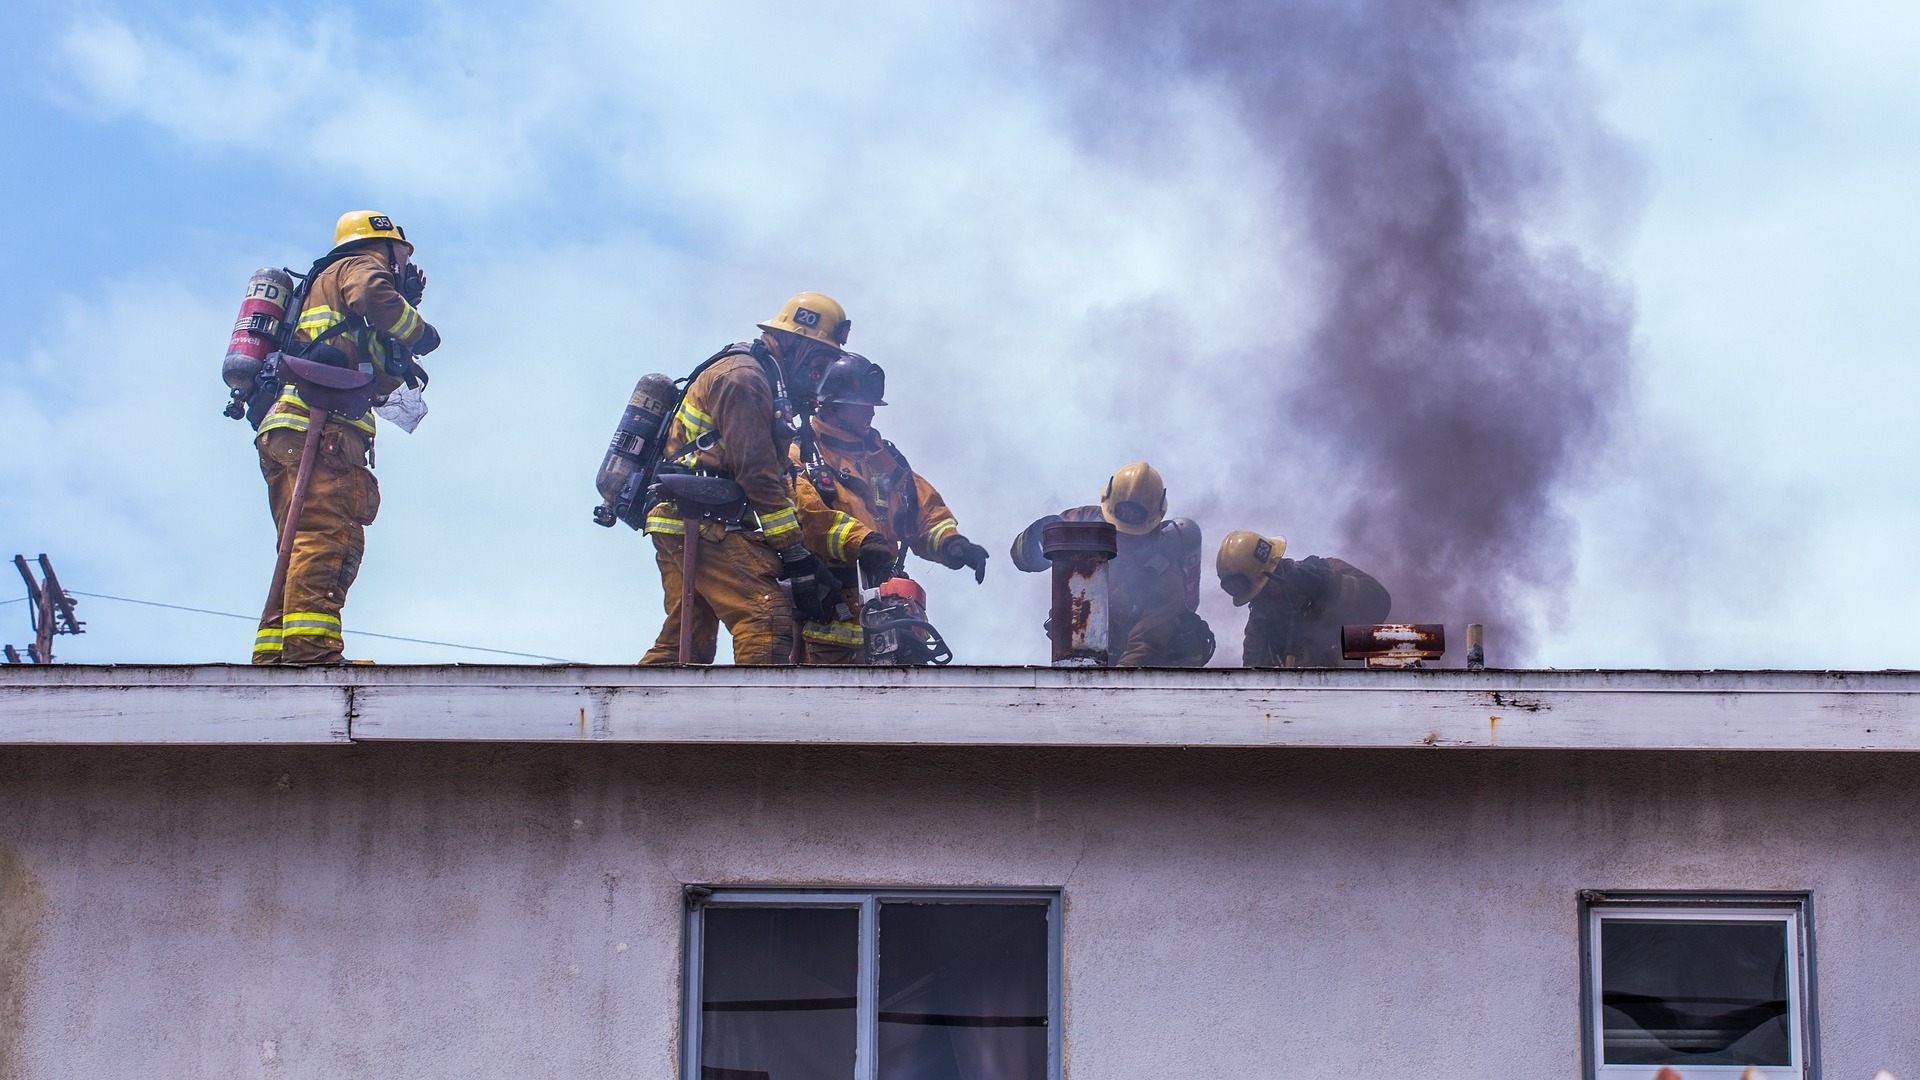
[{"xmin": 67, "ymin": 591, "xmax": 575, "ymax": 664}]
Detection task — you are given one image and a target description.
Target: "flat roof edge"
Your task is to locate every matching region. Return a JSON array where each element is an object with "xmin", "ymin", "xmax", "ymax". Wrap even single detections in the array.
[{"xmin": 4, "ymin": 666, "xmax": 1920, "ymax": 750}]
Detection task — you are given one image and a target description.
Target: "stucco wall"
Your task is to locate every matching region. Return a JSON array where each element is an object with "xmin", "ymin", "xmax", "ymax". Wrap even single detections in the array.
[{"xmin": 1, "ymin": 744, "xmax": 1916, "ymax": 1078}]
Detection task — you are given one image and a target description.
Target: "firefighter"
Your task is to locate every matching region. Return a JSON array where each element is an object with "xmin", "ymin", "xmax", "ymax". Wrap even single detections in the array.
[
  {"xmin": 638, "ymin": 293, "xmax": 892, "ymax": 665},
  {"xmin": 253, "ymin": 210, "xmax": 440, "ymax": 664},
  {"xmin": 790, "ymin": 353, "xmax": 990, "ymax": 663},
  {"xmin": 1010, "ymin": 462, "xmax": 1213, "ymax": 666},
  {"xmin": 1216, "ymin": 530, "xmax": 1391, "ymax": 668}
]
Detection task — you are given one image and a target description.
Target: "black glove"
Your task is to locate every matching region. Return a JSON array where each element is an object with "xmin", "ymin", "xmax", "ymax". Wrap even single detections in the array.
[
  {"xmin": 778, "ymin": 547, "xmax": 833, "ymax": 623},
  {"xmin": 943, "ymin": 536, "xmax": 990, "ymax": 583},
  {"xmin": 1285, "ymin": 556, "xmax": 1332, "ymax": 609},
  {"xmin": 411, "ymin": 323, "xmax": 442, "ymax": 356},
  {"xmin": 400, "ymin": 263, "xmax": 427, "ymax": 305},
  {"xmin": 856, "ymin": 536, "xmax": 897, "ymax": 587}
]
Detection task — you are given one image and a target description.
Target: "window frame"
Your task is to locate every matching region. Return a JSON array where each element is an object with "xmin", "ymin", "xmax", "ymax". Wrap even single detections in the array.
[
  {"xmin": 1578, "ymin": 891, "xmax": 1819, "ymax": 1080},
  {"xmin": 681, "ymin": 885, "xmax": 1064, "ymax": 1080}
]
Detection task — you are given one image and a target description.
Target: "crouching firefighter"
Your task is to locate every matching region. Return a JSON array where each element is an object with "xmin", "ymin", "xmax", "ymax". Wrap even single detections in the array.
[
  {"xmin": 238, "ymin": 210, "xmax": 440, "ymax": 664},
  {"xmin": 637, "ymin": 292, "xmax": 888, "ymax": 665},
  {"xmin": 788, "ymin": 353, "xmax": 987, "ymax": 664},
  {"xmin": 1215, "ymin": 531, "xmax": 1391, "ymax": 668},
  {"xmin": 1010, "ymin": 462, "xmax": 1214, "ymax": 667}
]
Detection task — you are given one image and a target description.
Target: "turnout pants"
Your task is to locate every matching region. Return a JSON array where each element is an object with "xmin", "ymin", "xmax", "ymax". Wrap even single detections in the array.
[
  {"xmin": 253, "ymin": 425, "xmax": 379, "ymax": 664},
  {"xmin": 640, "ymin": 526, "xmax": 794, "ymax": 665}
]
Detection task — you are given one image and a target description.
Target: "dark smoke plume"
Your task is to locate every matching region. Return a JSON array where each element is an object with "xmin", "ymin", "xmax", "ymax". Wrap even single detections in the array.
[{"xmin": 1039, "ymin": 0, "xmax": 1638, "ymax": 660}]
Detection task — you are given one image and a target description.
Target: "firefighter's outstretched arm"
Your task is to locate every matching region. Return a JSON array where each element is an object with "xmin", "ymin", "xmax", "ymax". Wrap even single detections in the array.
[
  {"xmin": 1009, "ymin": 514, "xmax": 1064, "ymax": 573},
  {"xmin": 907, "ymin": 473, "xmax": 988, "ymax": 583}
]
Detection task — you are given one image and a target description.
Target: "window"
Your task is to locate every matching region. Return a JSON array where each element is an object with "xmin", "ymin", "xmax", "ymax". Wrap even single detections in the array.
[
  {"xmin": 1581, "ymin": 892, "xmax": 1816, "ymax": 1080},
  {"xmin": 683, "ymin": 888, "xmax": 1061, "ymax": 1080}
]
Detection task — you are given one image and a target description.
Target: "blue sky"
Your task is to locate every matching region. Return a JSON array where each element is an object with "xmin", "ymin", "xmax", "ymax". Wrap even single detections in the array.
[{"xmin": 3, "ymin": 0, "xmax": 1917, "ymax": 668}]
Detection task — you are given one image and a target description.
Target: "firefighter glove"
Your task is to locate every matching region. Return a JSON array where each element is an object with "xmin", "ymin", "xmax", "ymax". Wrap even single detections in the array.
[
  {"xmin": 412, "ymin": 323, "xmax": 442, "ymax": 356},
  {"xmin": 943, "ymin": 536, "xmax": 990, "ymax": 583},
  {"xmin": 857, "ymin": 535, "xmax": 897, "ymax": 587},
  {"xmin": 778, "ymin": 547, "xmax": 834, "ymax": 624},
  {"xmin": 1286, "ymin": 556, "xmax": 1332, "ymax": 609},
  {"xmin": 401, "ymin": 264, "xmax": 427, "ymax": 305}
]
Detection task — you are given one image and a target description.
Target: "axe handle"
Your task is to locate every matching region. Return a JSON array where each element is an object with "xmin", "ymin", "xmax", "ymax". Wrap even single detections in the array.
[
  {"xmin": 678, "ymin": 526, "xmax": 699, "ymax": 664},
  {"xmin": 261, "ymin": 410, "xmax": 331, "ymax": 626}
]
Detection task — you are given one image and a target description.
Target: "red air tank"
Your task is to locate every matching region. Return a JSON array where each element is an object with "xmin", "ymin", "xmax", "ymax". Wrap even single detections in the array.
[{"xmin": 222, "ymin": 267, "xmax": 295, "ymax": 391}]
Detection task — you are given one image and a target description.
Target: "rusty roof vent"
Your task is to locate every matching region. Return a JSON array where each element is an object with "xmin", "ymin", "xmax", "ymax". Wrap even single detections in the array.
[
  {"xmin": 1341, "ymin": 623, "xmax": 1446, "ymax": 669},
  {"xmin": 1041, "ymin": 520, "xmax": 1117, "ymax": 668}
]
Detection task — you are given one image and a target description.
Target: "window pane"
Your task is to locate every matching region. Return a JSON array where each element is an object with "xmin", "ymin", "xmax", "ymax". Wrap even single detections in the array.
[
  {"xmin": 1600, "ymin": 918, "xmax": 1791, "ymax": 1066},
  {"xmin": 703, "ymin": 907, "xmax": 859, "ymax": 1080},
  {"xmin": 877, "ymin": 903, "xmax": 1049, "ymax": 1080}
]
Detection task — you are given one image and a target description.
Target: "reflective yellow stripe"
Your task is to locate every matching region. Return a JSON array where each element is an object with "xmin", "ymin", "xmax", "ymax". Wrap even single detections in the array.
[
  {"xmin": 644, "ymin": 511, "xmax": 687, "ymax": 536},
  {"xmin": 257, "ymin": 383, "xmax": 377, "ymax": 436},
  {"xmin": 386, "ymin": 303, "xmax": 422, "ymax": 339},
  {"xmin": 297, "ymin": 307, "xmax": 340, "ymax": 334},
  {"xmin": 759, "ymin": 506, "xmax": 800, "ymax": 541},
  {"xmin": 825, "ymin": 517, "xmax": 859, "ymax": 562},
  {"xmin": 802, "ymin": 621, "xmax": 864, "ymax": 646},
  {"xmin": 282, "ymin": 613, "xmax": 342, "ymax": 639},
  {"xmin": 924, "ymin": 518, "xmax": 958, "ymax": 549},
  {"xmin": 678, "ymin": 400, "xmax": 716, "ymax": 439}
]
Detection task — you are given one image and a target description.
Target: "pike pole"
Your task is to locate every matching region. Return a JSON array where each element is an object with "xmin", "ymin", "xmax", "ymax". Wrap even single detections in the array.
[
  {"xmin": 261, "ymin": 406, "xmax": 331, "ymax": 628},
  {"xmin": 679, "ymin": 527, "xmax": 699, "ymax": 664}
]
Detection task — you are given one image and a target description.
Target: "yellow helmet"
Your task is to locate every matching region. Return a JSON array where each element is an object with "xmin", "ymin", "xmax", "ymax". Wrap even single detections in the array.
[
  {"xmin": 1216, "ymin": 530, "xmax": 1288, "ymax": 606},
  {"xmin": 1100, "ymin": 462, "xmax": 1167, "ymax": 536},
  {"xmin": 758, "ymin": 292, "xmax": 851, "ymax": 348},
  {"xmin": 331, "ymin": 210, "xmax": 411, "ymax": 256}
]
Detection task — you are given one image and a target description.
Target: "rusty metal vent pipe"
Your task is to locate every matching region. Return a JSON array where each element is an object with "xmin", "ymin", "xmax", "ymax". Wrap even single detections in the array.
[
  {"xmin": 1041, "ymin": 520, "xmax": 1117, "ymax": 667},
  {"xmin": 1341, "ymin": 623, "xmax": 1446, "ymax": 669}
]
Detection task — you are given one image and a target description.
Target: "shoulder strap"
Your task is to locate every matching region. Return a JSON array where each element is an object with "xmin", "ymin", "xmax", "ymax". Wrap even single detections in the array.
[
  {"xmin": 659, "ymin": 342, "xmax": 771, "ymax": 469},
  {"xmin": 283, "ymin": 252, "xmax": 371, "ymax": 356},
  {"xmin": 879, "ymin": 439, "xmax": 920, "ymax": 546}
]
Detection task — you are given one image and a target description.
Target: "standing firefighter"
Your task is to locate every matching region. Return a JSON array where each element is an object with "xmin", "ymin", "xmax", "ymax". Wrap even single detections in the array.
[
  {"xmin": 1010, "ymin": 462, "xmax": 1213, "ymax": 666},
  {"xmin": 638, "ymin": 293, "xmax": 886, "ymax": 665},
  {"xmin": 789, "ymin": 353, "xmax": 989, "ymax": 662},
  {"xmin": 253, "ymin": 211, "xmax": 440, "ymax": 664},
  {"xmin": 1216, "ymin": 531, "xmax": 1391, "ymax": 668}
]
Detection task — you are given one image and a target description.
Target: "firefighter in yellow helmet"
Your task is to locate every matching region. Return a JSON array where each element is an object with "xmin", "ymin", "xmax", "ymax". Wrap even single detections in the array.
[
  {"xmin": 1216, "ymin": 530, "xmax": 1391, "ymax": 668},
  {"xmin": 789, "ymin": 353, "xmax": 989, "ymax": 663},
  {"xmin": 1010, "ymin": 462, "xmax": 1213, "ymax": 666},
  {"xmin": 253, "ymin": 211, "xmax": 441, "ymax": 664},
  {"xmin": 638, "ymin": 292, "xmax": 895, "ymax": 665}
]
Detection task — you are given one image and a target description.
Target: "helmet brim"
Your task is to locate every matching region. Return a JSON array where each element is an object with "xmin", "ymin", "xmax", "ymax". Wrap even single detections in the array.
[
  {"xmin": 331, "ymin": 237, "xmax": 413, "ymax": 259},
  {"xmin": 758, "ymin": 323, "xmax": 844, "ymax": 349}
]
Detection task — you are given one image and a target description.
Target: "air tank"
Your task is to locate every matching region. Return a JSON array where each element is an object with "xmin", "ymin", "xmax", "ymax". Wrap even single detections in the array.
[
  {"xmin": 223, "ymin": 267, "xmax": 295, "ymax": 391},
  {"xmin": 593, "ymin": 372, "xmax": 678, "ymax": 529}
]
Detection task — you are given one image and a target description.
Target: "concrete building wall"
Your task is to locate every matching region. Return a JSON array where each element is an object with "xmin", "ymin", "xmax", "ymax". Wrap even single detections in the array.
[{"xmin": 1, "ymin": 744, "xmax": 1917, "ymax": 1079}]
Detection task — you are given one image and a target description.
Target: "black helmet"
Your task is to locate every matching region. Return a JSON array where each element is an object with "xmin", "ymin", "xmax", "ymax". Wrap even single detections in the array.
[{"xmin": 815, "ymin": 352, "xmax": 887, "ymax": 406}]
